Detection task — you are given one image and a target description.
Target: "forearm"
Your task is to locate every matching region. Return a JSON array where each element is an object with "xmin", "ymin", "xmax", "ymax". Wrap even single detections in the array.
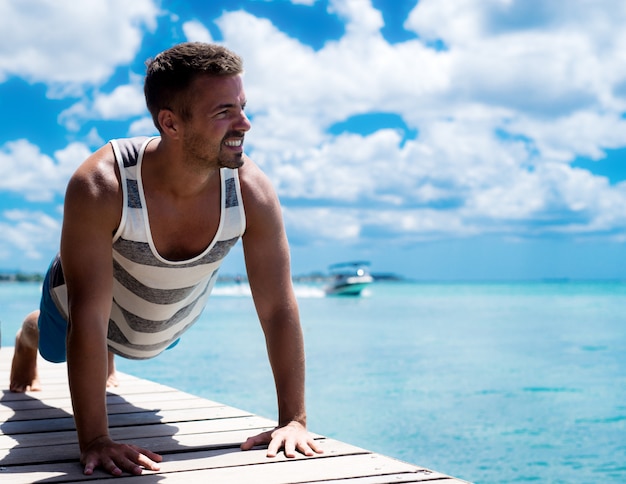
[
  {"xmin": 264, "ymin": 312, "xmax": 308, "ymax": 427},
  {"xmin": 67, "ymin": 319, "xmax": 110, "ymax": 450}
]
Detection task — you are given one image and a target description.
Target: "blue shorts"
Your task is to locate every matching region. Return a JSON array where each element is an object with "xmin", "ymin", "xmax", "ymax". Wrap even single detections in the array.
[
  {"xmin": 38, "ymin": 261, "xmax": 68, "ymax": 363},
  {"xmin": 37, "ymin": 257, "xmax": 180, "ymax": 361}
]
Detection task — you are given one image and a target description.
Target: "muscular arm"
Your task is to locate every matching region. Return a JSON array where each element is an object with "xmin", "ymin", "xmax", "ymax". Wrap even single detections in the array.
[
  {"xmin": 238, "ymin": 159, "xmax": 322, "ymax": 457},
  {"xmin": 61, "ymin": 145, "xmax": 160, "ymax": 475}
]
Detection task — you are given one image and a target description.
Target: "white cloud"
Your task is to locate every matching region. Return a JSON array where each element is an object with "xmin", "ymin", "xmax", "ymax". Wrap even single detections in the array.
[
  {"xmin": 0, "ymin": 210, "xmax": 62, "ymax": 262},
  {"xmin": 183, "ymin": 20, "xmax": 214, "ymax": 43},
  {"xmin": 405, "ymin": 0, "xmax": 626, "ymax": 118},
  {"xmin": 0, "ymin": 0, "xmax": 159, "ymax": 92},
  {"xmin": 85, "ymin": 128, "xmax": 105, "ymax": 149},
  {"xmin": 93, "ymin": 84, "xmax": 147, "ymax": 120},
  {"xmin": 0, "ymin": 139, "xmax": 91, "ymax": 201},
  {"xmin": 213, "ymin": 0, "xmax": 626, "ymax": 242},
  {"xmin": 59, "ymin": 83, "xmax": 147, "ymax": 130},
  {"xmin": 129, "ymin": 117, "xmax": 159, "ymax": 137},
  {"xmin": 507, "ymin": 112, "xmax": 626, "ymax": 162},
  {"xmin": 328, "ymin": 0, "xmax": 383, "ymax": 36},
  {"xmin": 2, "ymin": 0, "xmax": 626, "ymax": 266},
  {"xmin": 257, "ymin": 129, "xmax": 409, "ymax": 203},
  {"xmin": 283, "ymin": 207, "xmax": 362, "ymax": 242}
]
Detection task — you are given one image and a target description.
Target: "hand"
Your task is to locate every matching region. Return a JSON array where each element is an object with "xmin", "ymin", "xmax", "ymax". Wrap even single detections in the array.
[
  {"xmin": 240, "ymin": 421, "xmax": 324, "ymax": 458},
  {"xmin": 81, "ymin": 435, "xmax": 162, "ymax": 476}
]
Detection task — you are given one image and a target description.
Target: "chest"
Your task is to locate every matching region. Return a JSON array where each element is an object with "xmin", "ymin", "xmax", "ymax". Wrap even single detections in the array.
[{"xmin": 143, "ymin": 184, "xmax": 222, "ymax": 262}]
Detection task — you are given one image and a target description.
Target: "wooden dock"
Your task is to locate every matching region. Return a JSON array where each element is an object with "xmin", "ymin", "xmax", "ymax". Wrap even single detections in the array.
[{"xmin": 0, "ymin": 347, "xmax": 469, "ymax": 483}]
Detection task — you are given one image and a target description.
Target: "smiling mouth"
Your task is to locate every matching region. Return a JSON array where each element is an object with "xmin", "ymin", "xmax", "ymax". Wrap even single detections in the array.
[{"xmin": 224, "ymin": 139, "xmax": 243, "ymax": 147}]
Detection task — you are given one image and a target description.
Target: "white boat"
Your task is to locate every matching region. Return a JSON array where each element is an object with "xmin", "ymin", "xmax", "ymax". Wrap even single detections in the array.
[{"xmin": 325, "ymin": 261, "xmax": 374, "ymax": 296}]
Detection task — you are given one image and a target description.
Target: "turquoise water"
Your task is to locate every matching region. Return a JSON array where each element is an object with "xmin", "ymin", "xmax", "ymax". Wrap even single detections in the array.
[{"xmin": 1, "ymin": 281, "xmax": 625, "ymax": 483}]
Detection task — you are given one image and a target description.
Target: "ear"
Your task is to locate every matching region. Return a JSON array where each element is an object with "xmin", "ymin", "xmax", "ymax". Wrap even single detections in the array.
[{"xmin": 158, "ymin": 109, "xmax": 181, "ymax": 139}]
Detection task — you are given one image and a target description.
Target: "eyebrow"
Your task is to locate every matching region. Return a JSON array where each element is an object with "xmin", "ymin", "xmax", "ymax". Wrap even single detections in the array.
[{"xmin": 216, "ymin": 100, "xmax": 247, "ymax": 110}]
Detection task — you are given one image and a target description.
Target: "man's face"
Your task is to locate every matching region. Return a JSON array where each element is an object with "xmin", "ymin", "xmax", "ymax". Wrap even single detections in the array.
[{"xmin": 181, "ymin": 74, "xmax": 251, "ymax": 170}]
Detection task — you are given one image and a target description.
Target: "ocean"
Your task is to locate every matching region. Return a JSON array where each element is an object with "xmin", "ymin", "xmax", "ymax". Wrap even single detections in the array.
[{"xmin": 1, "ymin": 280, "xmax": 625, "ymax": 483}]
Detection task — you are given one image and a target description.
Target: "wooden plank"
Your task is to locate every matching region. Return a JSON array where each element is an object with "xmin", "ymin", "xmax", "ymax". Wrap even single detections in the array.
[
  {"xmin": 1, "ymin": 413, "xmax": 287, "ymax": 464},
  {"xmin": 0, "ymin": 415, "xmax": 276, "ymax": 450},
  {"xmin": 0, "ymin": 391, "xmax": 211, "ymax": 417},
  {"xmin": 1, "ymin": 404, "xmax": 254, "ymax": 437},
  {"xmin": 2, "ymin": 441, "xmax": 361, "ymax": 482},
  {"xmin": 302, "ymin": 479, "xmax": 466, "ymax": 484},
  {"xmin": 0, "ymin": 442, "xmax": 455, "ymax": 484},
  {"xmin": 0, "ymin": 393, "xmax": 228, "ymax": 422},
  {"xmin": 0, "ymin": 379, "xmax": 185, "ymax": 402},
  {"xmin": 88, "ymin": 453, "xmax": 453, "ymax": 483},
  {"xmin": 0, "ymin": 347, "xmax": 470, "ymax": 483}
]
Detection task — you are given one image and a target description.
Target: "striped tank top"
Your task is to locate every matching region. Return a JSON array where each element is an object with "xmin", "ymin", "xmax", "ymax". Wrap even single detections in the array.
[{"xmin": 50, "ymin": 136, "xmax": 246, "ymax": 359}]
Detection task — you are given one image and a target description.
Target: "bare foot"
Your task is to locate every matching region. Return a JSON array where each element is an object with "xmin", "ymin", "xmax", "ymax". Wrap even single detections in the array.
[
  {"xmin": 10, "ymin": 330, "xmax": 41, "ymax": 392},
  {"xmin": 106, "ymin": 351, "xmax": 119, "ymax": 388},
  {"xmin": 106, "ymin": 372, "xmax": 119, "ymax": 388}
]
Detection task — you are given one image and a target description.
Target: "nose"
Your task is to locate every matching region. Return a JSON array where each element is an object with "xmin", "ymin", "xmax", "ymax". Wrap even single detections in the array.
[{"xmin": 235, "ymin": 110, "xmax": 251, "ymax": 132}]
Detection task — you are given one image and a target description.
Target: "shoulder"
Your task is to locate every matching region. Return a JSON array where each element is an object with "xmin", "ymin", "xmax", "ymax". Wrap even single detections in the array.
[
  {"xmin": 66, "ymin": 143, "xmax": 119, "ymax": 201},
  {"xmin": 237, "ymin": 156, "xmax": 283, "ymax": 233},
  {"xmin": 64, "ymin": 143, "xmax": 122, "ymax": 229},
  {"xmin": 237, "ymin": 155, "xmax": 278, "ymax": 206}
]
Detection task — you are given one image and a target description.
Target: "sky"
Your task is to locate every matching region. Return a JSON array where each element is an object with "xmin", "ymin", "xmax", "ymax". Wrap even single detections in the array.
[{"xmin": 1, "ymin": 0, "xmax": 626, "ymax": 281}]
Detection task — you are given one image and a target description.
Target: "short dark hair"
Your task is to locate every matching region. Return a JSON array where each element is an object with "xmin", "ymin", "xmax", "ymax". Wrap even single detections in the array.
[{"xmin": 144, "ymin": 42, "xmax": 244, "ymax": 132}]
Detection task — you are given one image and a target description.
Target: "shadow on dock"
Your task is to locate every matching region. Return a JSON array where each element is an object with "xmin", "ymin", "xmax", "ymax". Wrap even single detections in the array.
[{"xmin": 0, "ymin": 388, "xmax": 251, "ymax": 482}]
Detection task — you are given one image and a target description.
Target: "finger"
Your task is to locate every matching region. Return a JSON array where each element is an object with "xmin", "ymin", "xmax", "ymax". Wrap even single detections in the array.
[
  {"xmin": 266, "ymin": 436, "xmax": 281, "ymax": 458},
  {"xmin": 136, "ymin": 453, "xmax": 162, "ymax": 471},
  {"xmin": 295, "ymin": 440, "xmax": 314, "ymax": 457},
  {"xmin": 241, "ymin": 436, "xmax": 263, "ymax": 451},
  {"xmin": 118, "ymin": 459, "xmax": 143, "ymax": 476},
  {"xmin": 307, "ymin": 438, "xmax": 324, "ymax": 454},
  {"xmin": 83, "ymin": 461, "xmax": 96, "ymax": 476},
  {"xmin": 101, "ymin": 458, "xmax": 123, "ymax": 477},
  {"xmin": 83, "ymin": 455, "xmax": 122, "ymax": 476},
  {"xmin": 120, "ymin": 450, "xmax": 160, "ymax": 474},
  {"xmin": 283, "ymin": 439, "xmax": 296, "ymax": 458},
  {"xmin": 82, "ymin": 452, "xmax": 100, "ymax": 476},
  {"xmin": 240, "ymin": 431, "xmax": 270, "ymax": 451},
  {"xmin": 132, "ymin": 446, "xmax": 163, "ymax": 463},
  {"xmin": 240, "ymin": 437, "xmax": 254, "ymax": 451},
  {"xmin": 130, "ymin": 447, "xmax": 162, "ymax": 469}
]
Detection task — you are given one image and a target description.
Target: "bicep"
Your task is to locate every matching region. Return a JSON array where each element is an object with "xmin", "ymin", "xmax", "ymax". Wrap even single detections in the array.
[
  {"xmin": 241, "ymin": 169, "xmax": 296, "ymax": 322},
  {"xmin": 60, "ymin": 158, "xmax": 121, "ymax": 329}
]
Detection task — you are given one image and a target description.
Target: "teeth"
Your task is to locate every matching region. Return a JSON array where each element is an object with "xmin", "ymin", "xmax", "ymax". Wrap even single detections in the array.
[{"xmin": 225, "ymin": 139, "xmax": 242, "ymax": 147}]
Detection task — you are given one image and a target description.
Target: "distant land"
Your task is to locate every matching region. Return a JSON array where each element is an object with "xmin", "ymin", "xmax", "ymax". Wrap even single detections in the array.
[
  {"xmin": 0, "ymin": 271, "xmax": 407, "ymax": 284},
  {"xmin": 0, "ymin": 272, "xmax": 44, "ymax": 283},
  {"xmin": 3, "ymin": 271, "xmax": 620, "ymax": 284}
]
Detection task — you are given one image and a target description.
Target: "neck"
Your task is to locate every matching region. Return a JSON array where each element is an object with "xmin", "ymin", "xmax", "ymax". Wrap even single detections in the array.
[{"xmin": 144, "ymin": 137, "xmax": 220, "ymax": 198}]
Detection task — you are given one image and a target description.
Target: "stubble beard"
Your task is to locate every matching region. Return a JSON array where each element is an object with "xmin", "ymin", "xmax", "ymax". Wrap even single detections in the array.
[
  {"xmin": 218, "ymin": 130, "xmax": 246, "ymax": 169},
  {"xmin": 218, "ymin": 152, "xmax": 245, "ymax": 169},
  {"xmin": 183, "ymin": 131, "xmax": 245, "ymax": 171}
]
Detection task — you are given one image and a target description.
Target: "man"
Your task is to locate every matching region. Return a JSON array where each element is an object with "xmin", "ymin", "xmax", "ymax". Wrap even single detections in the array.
[{"xmin": 9, "ymin": 42, "xmax": 322, "ymax": 476}]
